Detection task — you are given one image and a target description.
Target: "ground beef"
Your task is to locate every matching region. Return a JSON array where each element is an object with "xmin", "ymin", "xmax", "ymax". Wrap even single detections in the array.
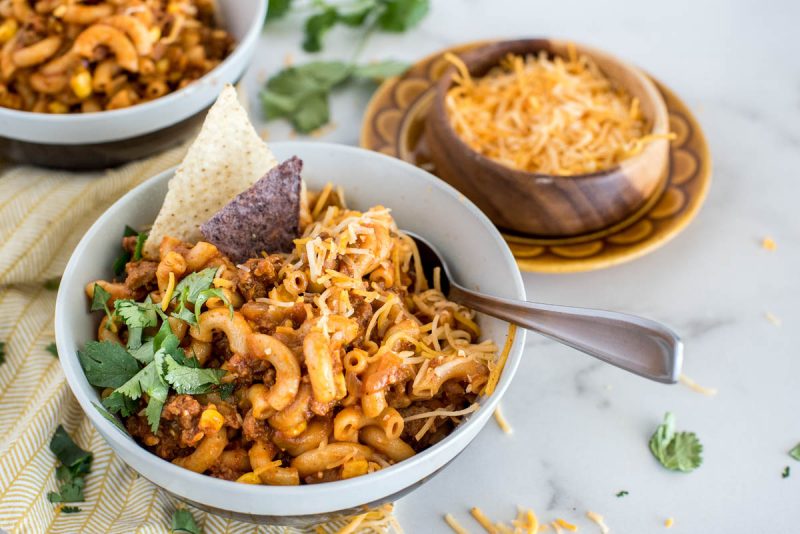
[
  {"xmin": 242, "ymin": 409, "xmax": 269, "ymax": 442},
  {"xmin": 126, "ymin": 413, "xmax": 188, "ymax": 461},
  {"xmin": 124, "ymin": 260, "xmax": 158, "ymax": 291},
  {"xmin": 241, "ymin": 301, "xmax": 306, "ymax": 334},
  {"xmin": 223, "ymin": 352, "xmax": 271, "ymax": 387},
  {"xmin": 162, "ymin": 394, "xmax": 203, "ymax": 448},
  {"xmin": 350, "ymin": 296, "xmax": 373, "ymax": 345},
  {"xmin": 236, "ymin": 256, "xmax": 282, "ymax": 301}
]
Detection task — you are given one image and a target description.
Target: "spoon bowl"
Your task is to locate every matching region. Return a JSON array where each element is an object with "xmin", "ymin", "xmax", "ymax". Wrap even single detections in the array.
[{"xmin": 405, "ymin": 229, "xmax": 683, "ymax": 384}]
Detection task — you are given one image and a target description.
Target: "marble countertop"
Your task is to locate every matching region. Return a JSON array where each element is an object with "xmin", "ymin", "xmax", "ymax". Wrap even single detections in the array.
[{"xmin": 241, "ymin": 1, "xmax": 800, "ymax": 531}]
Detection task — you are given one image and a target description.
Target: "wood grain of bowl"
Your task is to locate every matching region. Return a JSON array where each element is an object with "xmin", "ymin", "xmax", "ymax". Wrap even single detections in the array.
[{"xmin": 425, "ymin": 39, "xmax": 671, "ymax": 237}]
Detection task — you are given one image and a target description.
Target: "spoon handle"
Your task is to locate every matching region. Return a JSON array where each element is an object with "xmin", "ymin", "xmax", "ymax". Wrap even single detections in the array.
[{"xmin": 449, "ymin": 285, "xmax": 683, "ymax": 383}]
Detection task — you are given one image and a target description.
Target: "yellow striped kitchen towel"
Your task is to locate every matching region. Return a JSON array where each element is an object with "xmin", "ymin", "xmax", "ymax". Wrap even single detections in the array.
[{"xmin": 0, "ymin": 152, "xmax": 397, "ymax": 534}]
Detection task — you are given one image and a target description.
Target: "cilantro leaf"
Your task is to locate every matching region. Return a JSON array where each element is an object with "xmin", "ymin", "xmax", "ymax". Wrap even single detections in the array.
[
  {"xmin": 789, "ymin": 443, "xmax": 800, "ymax": 461},
  {"xmin": 112, "ymin": 225, "xmax": 139, "ymax": 276},
  {"xmin": 266, "ymin": 0, "xmax": 292, "ymax": 21},
  {"xmin": 377, "ymin": 0, "xmax": 428, "ymax": 32},
  {"xmin": 130, "ymin": 339, "xmax": 155, "ymax": 364},
  {"xmin": 782, "ymin": 466, "xmax": 791, "ymax": 478},
  {"xmin": 50, "ymin": 425, "xmax": 92, "ymax": 470},
  {"xmin": 649, "ymin": 412, "xmax": 703, "ymax": 472},
  {"xmin": 133, "ymin": 232, "xmax": 147, "ymax": 261},
  {"xmin": 92, "ymin": 402, "xmax": 128, "ymax": 434},
  {"xmin": 303, "ymin": 7, "xmax": 338, "ymax": 52},
  {"xmin": 44, "ymin": 276, "xmax": 61, "ymax": 290},
  {"xmin": 114, "ymin": 298, "xmax": 159, "ymax": 349},
  {"xmin": 352, "ymin": 60, "xmax": 409, "ymax": 82},
  {"xmin": 90, "ymin": 283, "xmax": 114, "ymax": 326},
  {"xmin": 337, "ymin": 4, "xmax": 374, "ymax": 26},
  {"xmin": 48, "ymin": 426, "xmax": 92, "ymax": 506},
  {"xmin": 61, "ymin": 505, "xmax": 82, "ymax": 513},
  {"xmin": 163, "ymin": 354, "xmax": 226, "ymax": 395},
  {"xmin": 194, "ymin": 288, "xmax": 232, "ymax": 325},
  {"xmin": 171, "ymin": 508, "xmax": 201, "ymax": 534},
  {"xmin": 0, "ymin": 341, "xmax": 5, "ymax": 366},
  {"xmin": 101, "ymin": 391, "xmax": 138, "ymax": 417},
  {"xmin": 145, "ymin": 396, "xmax": 166, "ymax": 434},
  {"xmin": 46, "ymin": 342, "xmax": 58, "ymax": 357},
  {"xmin": 174, "ymin": 268, "xmax": 219, "ymax": 304},
  {"xmin": 616, "ymin": 490, "xmax": 629, "ymax": 497},
  {"xmin": 115, "ymin": 360, "xmax": 159, "ymax": 400},
  {"xmin": 78, "ymin": 341, "xmax": 140, "ymax": 389},
  {"xmin": 217, "ymin": 382, "xmax": 235, "ymax": 400}
]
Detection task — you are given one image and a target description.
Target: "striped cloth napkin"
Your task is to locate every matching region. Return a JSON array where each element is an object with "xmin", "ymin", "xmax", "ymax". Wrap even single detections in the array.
[{"xmin": 0, "ymin": 150, "xmax": 376, "ymax": 533}]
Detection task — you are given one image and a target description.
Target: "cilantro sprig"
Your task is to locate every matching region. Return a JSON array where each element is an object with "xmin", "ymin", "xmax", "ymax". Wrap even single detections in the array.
[
  {"xmin": 91, "ymin": 284, "xmax": 114, "ymax": 327},
  {"xmin": 789, "ymin": 442, "xmax": 800, "ymax": 461},
  {"xmin": 649, "ymin": 412, "xmax": 703, "ymax": 472},
  {"xmin": 267, "ymin": 0, "xmax": 429, "ymax": 53},
  {"xmin": 261, "ymin": 59, "xmax": 408, "ymax": 133},
  {"xmin": 47, "ymin": 425, "xmax": 93, "ymax": 512}
]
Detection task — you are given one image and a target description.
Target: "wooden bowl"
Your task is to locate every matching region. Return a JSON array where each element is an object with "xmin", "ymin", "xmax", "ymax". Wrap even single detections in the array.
[{"xmin": 425, "ymin": 39, "xmax": 671, "ymax": 236}]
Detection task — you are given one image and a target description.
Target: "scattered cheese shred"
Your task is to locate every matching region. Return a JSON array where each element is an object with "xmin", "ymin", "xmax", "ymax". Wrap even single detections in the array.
[
  {"xmin": 470, "ymin": 507, "xmax": 498, "ymax": 534},
  {"xmin": 765, "ymin": 311, "xmax": 782, "ymax": 327},
  {"xmin": 493, "ymin": 405, "xmax": 512, "ymax": 434},
  {"xmin": 586, "ymin": 511, "xmax": 609, "ymax": 534},
  {"xmin": 445, "ymin": 514, "xmax": 471, "ymax": 534},
  {"xmin": 664, "ymin": 517, "xmax": 674, "ymax": 528},
  {"xmin": 444, "ymin": 49, "xmax": 674, "ymax": 175},
  {"xmin": 555, "ymin": 518, "xmax": 578, "ymax": 532},
  {"xmin": 679, "ymin": 374, "xmax": 718, "ymax": 397},
  {"xmin": 761, "ymin": 236, "xmax": 777, "ymax": 251}
]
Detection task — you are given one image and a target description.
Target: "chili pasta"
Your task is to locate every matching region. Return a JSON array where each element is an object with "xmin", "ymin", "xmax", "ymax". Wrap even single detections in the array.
[
  {"xmin": 0, "ymin": 0, "xmax": 234, "ymax": 112},
  {"xmin": 86, "ymin": 185, "xmax": 503, "ymax": 485}
]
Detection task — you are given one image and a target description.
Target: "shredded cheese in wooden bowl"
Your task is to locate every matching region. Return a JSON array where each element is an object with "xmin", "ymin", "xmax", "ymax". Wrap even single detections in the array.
[{"xmin": 444, "ymin": 44, "xmax": 674, "ymax": 176}]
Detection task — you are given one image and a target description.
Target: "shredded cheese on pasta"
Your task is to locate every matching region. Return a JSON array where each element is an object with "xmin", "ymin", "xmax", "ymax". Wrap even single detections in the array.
[{"xmin": 444, "ymin": 49, "xmax": 674, "ymax": 175}]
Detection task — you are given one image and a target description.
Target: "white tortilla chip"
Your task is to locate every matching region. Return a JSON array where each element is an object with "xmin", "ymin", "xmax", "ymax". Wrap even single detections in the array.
[{"xmin": 143, "ymin": 84, "xmax": 277, "ymax": 258}]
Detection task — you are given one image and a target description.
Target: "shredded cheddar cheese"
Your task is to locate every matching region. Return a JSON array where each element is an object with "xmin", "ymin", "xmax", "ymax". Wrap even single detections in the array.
[
  {"xmin": 445, "ymin": 514, "xmax": 470, "ymax": 534},
  {"xmin": 470, "ymin": 507, "xmax": 497, "ymax": 533},
  {"xmin": 761, "ymin": 236, "xmax": 777, "ymax": 251},
  {"xmin": 335, "ymin": 503, "xmax": 399, "ymax": 534},
  {"xmin": 485, "ymin": 324, "xmax": 517, "ymax": 396},
  {"xmin": 679, "ymin": 374, "xmax": 718, "ymax": 397},
  {"xmin": 555, "ymin": 518, "xmax": 578, "ymax": 532},
  {"xmin": 664, "ymin": 517, "xmax": 674, "ymax": 528},
  {"xmin": 444, "ymin": 49, "xmax": 674, "ymax": 175},
  {"xmin": 586, "ymin": 511, "xmax": 609, "ymax": 534},
  {"xmin": 493, "ymin": 405, "xmax": 512, "ymax": 434},
  {"xmin": 161, "ymin": 271, "xmax": 175, "ymax": 311}
]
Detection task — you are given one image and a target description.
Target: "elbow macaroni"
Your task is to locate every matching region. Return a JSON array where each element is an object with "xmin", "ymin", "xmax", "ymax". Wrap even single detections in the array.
[
  {"xmin": 88, "ymin": 188, "xmax": 503, "ymax": 484},
  {"xmin": 0, "ymin": 0, "xmax": 234, "ymax": 112}
]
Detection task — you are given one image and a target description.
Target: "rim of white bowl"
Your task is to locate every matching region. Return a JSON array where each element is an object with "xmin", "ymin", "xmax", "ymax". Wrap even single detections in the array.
[
  {"xmin": 0, "ymin": 0, "xmax": 266, "ymax": 145},
  {"xmin": 56, "ymin": 142, "xmax": 527, "ymax": 516}
]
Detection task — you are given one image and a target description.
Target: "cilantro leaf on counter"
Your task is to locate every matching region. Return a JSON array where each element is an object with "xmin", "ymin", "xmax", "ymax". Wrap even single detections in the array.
[
  {"xmin": 46, "ymin": 342, "xmax": 58, "ymax": 357},
  {"xmin": 61, "ymin": 506, "xmax": 82, "ymax": 514},
  {"xmin": 789, "ymin": 443, "xmax": 800, "ymax": 461},
  {"xmin": 261, "ymin": 59, "xmax": 408, "ymax": 133},
  {"xmin": 47, "ymin": 425, "xmax": 92, "ymax": 510},
  {"xmin": 0, "ymin": 341, "xmax": 5, "ymax": 366},
  {"xmin": 649, "ymin": 412, "xmax": 703, "ymax": 472},
  {"xmin": 266, "ymin": 0, "xmax": 293, "ymax": 21},
  {"xmin": 616, "ymin": 490, "xmax": 629, "ymax": 497},
  {"xmin": 78, "ymin": 341, "xmax": 140, "ymax": 389},
  {"xmin": 303, "ymin": 6, "xmax": 338, "ymax": 52},
  {"xmin": 377, "ymin": 0, "xmax": 429, "ymax": 32},
  {"xmin": 171, "ymin": 508, "xmax": 201, "ymax": 534},
  {"xmin": 782, "ymin": 466, "xmax": 791, "ymax": 478},
  {"xmin": 163, "ymin": 354, "xmax": 225, "ymax": 395}
]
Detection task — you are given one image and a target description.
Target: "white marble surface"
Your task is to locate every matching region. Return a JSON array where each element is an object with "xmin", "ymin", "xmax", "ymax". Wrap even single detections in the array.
[{"xmin": 240, "ymin": 1, "xmax": 800, "ymax": 531}]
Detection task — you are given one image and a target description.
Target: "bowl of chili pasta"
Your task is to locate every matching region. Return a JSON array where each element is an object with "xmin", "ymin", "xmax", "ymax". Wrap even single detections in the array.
[
  {"xmin": 0, "ymin": 0, "xmax": 265, "ymax": 169},
  {"xmin": 55, "ymin": 141, "xmax": 526, "ymax": 525}
]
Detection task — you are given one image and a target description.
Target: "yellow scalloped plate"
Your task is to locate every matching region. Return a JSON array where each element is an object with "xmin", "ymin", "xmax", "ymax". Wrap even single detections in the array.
[{"xmin": 360, "ymin": 41, "xmax": 712, "ymax": 273}]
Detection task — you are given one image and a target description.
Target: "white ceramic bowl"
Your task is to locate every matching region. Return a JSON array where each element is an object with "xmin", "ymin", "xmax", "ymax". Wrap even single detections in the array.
[
  {"xmin": 55, "ymin": 142, "xmax": 527, "ymax": 526},
  {"xmin": 0, "ymin": 0, "xmax": 266, "ymax": 169}
]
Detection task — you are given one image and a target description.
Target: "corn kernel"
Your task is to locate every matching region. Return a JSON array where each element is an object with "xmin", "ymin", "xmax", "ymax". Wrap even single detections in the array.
[
  {"xmin": 47, "ymin": 101, "xmax": 69, "ymax": 114},
  {"xmin": 70, "ymin": 70, "xmax": 93, "ymax": 100},
  {"xmin": 0, "ymin": 19, "xmax": 18, "ymax": 44},
  {"xmin": 156, "ymin": 58, "xmax": 170, "ymax": 73},
  {"xmin": 199, "ymin": 405, "xmax": 224, "ymax": 433},
  {"xmin": 341, "ymin": 459, "xmax": 369, "ymax": 479},
  {"xmin": 235, "ymin": 472, "xmax": 261, "ymax": 484}
]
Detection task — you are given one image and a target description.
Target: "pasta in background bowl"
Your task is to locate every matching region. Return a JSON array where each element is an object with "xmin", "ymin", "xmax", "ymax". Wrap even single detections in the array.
[
  {"xmin": 0, "ymin": 0, "xmax": 265, "ymax": 169},
  {"xmin": 55, "ymin": 142, "xmax": 527, "ymax": 525}
]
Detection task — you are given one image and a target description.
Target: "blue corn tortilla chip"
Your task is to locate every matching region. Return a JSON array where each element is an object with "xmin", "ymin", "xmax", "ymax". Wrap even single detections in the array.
[{"xmin": 200, "ymin": 157, "xmax": 302, "ymax": 262}]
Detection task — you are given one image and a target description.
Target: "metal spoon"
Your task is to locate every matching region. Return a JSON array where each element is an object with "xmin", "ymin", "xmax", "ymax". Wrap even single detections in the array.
[{"xmin": 405, "ymin": 231, "xmax": 683, "ymax": 384}]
